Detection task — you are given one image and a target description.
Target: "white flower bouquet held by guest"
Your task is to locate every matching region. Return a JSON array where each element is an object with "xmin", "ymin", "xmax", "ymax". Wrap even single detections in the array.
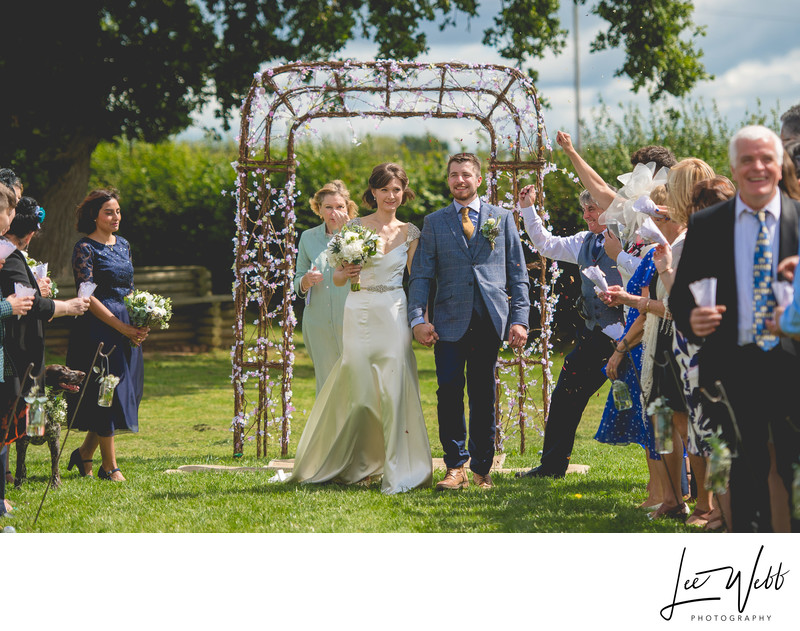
[{"xmin": 124, "ymin": 290, "xmax": 172, "ymax": 331}]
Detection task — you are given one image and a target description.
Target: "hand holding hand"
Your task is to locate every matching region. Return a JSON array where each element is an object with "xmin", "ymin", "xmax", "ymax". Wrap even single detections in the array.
[
  {"xmin": 508, "ymin": 324, "xmax": 528, "ymax": 350},
  {"xmin": 556, "ymin": 130, "xmax": 575, "ymax": 154},
  {"xmin": 6, "ymin": 293, "xmax": 33, "ymax": 316},
  {"xmin": 600, "ymin": 285, "xmax": 629, "ymax": 307},
  {"xmin": 690, "ymin": 305, "xmax": 726, "ymax": 338},
  {"xmin": 778, "ymin": 255, "xmax": 798, "ymax": 282},
  {"xmin": 603, "ymin": 229, "xmax": 622, "ymax": 259},
  {"xmin": 518, "ymin": 184, "xmax": 536, "ymax": 209},
  {"xmin": 413, "ymin": 322, "xmax": 438, "ymax": 347}
]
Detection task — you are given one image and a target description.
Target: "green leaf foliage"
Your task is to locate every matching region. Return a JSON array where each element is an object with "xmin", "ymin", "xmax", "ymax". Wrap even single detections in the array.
[{"xmin": 89, "ymin": 138, "xmax": 237, "ymax": 293}]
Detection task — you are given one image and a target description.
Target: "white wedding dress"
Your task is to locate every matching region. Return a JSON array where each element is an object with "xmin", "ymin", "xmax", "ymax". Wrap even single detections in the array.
[{"xmin": 290, "ymin": 222, "xmax": 432, "ymax": 494}]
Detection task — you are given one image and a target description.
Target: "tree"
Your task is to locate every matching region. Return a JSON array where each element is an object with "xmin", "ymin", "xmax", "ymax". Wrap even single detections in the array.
[{"xmin": 1, "ymin": 0, "xmax": 709, "ymax": 278}]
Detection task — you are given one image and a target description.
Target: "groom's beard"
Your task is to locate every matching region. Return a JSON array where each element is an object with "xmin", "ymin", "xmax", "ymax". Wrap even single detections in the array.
[{"xmin": 451, "ymin": 189, "xmax": 478, "ymax": 204}]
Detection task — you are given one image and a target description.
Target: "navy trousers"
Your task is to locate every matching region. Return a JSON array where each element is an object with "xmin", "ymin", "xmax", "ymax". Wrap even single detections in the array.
[
  {"xmin": 538, "ymin": 324, "xmax": 614, "ymax": 475},
  {"xmin": 434, "ymin": 313, "xmax": 501, "ymax": 476},
  {"xmin": 706, "ymin": 344, "xmax": 800, "ymax": 532}
]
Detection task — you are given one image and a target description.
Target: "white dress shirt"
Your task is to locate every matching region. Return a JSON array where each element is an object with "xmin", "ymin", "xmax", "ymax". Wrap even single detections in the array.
[
  {"xmin": 733, "ymin": 190, "xmax": 781, "ymax": 345},
  {"xmin": 519, "ymin": 205, "xmax": 589, "ymax": 264}
]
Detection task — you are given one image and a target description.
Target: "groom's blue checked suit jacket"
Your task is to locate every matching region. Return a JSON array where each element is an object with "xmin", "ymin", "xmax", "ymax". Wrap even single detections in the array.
[{"xmin": 408, "ymin": 200, "xmax": 530, "ymax": 342}]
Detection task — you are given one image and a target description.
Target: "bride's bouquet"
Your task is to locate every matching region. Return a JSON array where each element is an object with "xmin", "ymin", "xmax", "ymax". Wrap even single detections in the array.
[
  {"xmin": 124, "ymin": 290, "xmax": 173, "ymax": 330},
  {"xmin": 325, "ymin": 224, "xmax": 379, "ymax": 291}
]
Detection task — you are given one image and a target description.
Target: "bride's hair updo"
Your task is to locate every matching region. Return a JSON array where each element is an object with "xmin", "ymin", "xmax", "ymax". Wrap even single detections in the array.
[
  {"xmin": 362, "ymin": 163, "xmax": 415, "ymax": 209},
  {"xmin": 309, "ymin": 180, "xmax": 359, "ymax": 219}
]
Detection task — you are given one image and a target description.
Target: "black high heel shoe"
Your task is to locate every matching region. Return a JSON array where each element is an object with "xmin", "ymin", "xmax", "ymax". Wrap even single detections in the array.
[
  {"xmin": 97, "ymin": 466, "xmax": 122, "ymax": 481},
  {"xmin": 67, "ymin": 449, "xmax": 93, "ymax": 477}
]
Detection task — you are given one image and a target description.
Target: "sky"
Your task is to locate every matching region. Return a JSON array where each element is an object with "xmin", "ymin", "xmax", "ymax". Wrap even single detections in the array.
[{"xmin": 181, "ymin": 0, "xmax": 800, "ymax": 147}]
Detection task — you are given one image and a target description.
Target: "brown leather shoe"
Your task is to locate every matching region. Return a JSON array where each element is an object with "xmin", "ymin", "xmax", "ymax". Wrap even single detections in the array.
[
  {"xmin": 473, "ymin": 472, "xmax": 493, "ymax": 489},
  {"xmin": 435, "ymin": 466, "xmax": 470, "ymax": 491}
]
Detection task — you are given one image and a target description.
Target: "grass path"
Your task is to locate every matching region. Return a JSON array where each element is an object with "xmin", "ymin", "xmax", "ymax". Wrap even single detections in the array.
[{"xmin": 3, "ymin": 335, "xmax": 704, "ymax": 533}]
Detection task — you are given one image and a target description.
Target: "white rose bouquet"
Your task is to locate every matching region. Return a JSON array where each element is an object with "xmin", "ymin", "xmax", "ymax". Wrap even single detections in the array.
[
  {"xmin": 325, "ymin": 224, "xmax": 379, "ymax": 291},
  {"xmin": 124, "ymin": 290, "xmax": 173, "ymax": 330}
]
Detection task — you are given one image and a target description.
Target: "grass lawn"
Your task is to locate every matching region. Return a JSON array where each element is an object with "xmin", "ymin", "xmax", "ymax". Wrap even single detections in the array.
[{"xmin": 4, "ymin": 333, "xmax": 706, "ymax": 533}]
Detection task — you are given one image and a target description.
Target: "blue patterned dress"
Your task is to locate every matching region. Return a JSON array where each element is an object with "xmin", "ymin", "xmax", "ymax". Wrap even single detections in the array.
[
  {"xmin": 594, "ymin": 248, "xmax": 658, "ymax": 455},
  {"xmin": 66, "ymin": 236, "xmax": 143, "ymax": 436}
]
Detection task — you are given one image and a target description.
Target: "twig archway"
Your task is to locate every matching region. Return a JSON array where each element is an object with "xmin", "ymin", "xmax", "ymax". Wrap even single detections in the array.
[{"xmin": 232, "ymin": 60, "xmax": 556, "ymax": 458}]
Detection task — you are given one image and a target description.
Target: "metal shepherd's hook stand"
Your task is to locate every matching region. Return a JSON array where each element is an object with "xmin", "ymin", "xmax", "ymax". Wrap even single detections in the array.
[
  {"xmin": 699, "ymin": 379, "xmax": 743, "ymax": 456},
  {"xmin": 32, "ymin": 342, "xmax": 114, "ymax": 528}
]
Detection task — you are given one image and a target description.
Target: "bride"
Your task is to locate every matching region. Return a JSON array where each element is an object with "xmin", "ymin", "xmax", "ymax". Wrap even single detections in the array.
[{"xmin": 290, "ymin": 163, "xmax": 433, "ymax": 494}]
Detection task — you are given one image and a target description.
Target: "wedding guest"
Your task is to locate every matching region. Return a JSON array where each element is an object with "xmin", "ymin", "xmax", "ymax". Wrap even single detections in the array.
[
  {"xmin": 648, "ymin": 159, "xmax": 716, "ymax": 520},
  {"xmin": 786, "ymin": 140, "xmax": 800, "ymax": 177},
  {"xmin": 596, "ymin": 186, "xmax": 667, "ymax": 509},
  {"xmin": 66, "ymin": 189, "xmax": 149, "ymax": 482},
  {"xmin": 0, "ymin": 169, "xmax": 24, "ymax": 488},
  {"xmin": 780, "ymin": 103, "xmax": 800, "ymax": 145},
  {"xmin": 0, "ymin": 169, "xmax": 22, "ymax": 199},
  {"xmin": 555, "ymin": 131, "xmax": 677, "ymax": 285},
  {"xmin": 0, "ymin": 197, "xmax": 90, "ymax": 486},
  {"xmin": 672, "ymin": 125, "xmax": 800, "ymax": 532},
  {"xmin": 0, "ymin": 183, "xmax": 33, "ymax": 518},
  {"xmin": 601, "ymin": 205, "xmax": 687, "ymax": 518},
  {"xmin": 778, "ymin": 149, "xmax": 800, "ymax": 200},
  {"xmin": 516, "ymin": 187, "xmax": 622, "ymax": 479},
  {"xmin": 294, "ymin": 180, "xmax": 358, "ymax": 394}
]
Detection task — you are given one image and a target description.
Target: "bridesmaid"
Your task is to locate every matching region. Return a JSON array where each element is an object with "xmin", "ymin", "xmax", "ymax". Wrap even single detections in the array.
[
  {"xmin": 294, "ymin": 180, "xmax": 358, "ymax": 394},
  {"xmin": 66, "ymin": 189, "xmax": 150, "ymax": 482}
]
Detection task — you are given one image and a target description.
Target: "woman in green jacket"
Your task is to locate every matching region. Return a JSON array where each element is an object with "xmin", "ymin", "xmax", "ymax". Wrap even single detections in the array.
[{"xmin": 294, "ymin": 180, "xmax": 359, "ymax": 394}]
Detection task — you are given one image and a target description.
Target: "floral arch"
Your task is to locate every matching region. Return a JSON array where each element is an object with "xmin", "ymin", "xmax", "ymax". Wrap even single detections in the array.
[{"xmin": 231, "ymin": 60, "xmax": 560, "ymax": 458}]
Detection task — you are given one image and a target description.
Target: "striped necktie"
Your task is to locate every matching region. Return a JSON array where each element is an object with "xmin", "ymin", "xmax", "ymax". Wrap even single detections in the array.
[
  {"xmin": 460, "ymin": 206, "xmax": 474, "ymax": 239},
  {"xmin": 752, "ymin": 209, "xmax": 778, "ymax": 350}
]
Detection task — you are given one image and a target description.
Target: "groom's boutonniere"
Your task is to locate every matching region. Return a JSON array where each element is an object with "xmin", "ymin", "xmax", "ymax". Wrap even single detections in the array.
[{"xmin": 480, "ymin": 217, "xmax": 500, "ymax": 250}]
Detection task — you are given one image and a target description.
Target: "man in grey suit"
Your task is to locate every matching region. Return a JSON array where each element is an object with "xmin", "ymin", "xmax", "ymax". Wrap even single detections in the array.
[{"xmin": 408, "ymin": 153, "xmax": 530, "ymax": 490}]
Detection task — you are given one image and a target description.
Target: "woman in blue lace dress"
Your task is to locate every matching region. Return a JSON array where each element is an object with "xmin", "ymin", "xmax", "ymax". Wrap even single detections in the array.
[{"xmin": 66, "ymin": 189, "xmax": 150, "ymax": 482}]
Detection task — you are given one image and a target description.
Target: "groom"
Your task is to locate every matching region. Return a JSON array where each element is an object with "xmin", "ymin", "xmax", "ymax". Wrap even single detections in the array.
[{"xmin": 408, "ymin": 153, "xmax": 530, "ymax": 490}]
